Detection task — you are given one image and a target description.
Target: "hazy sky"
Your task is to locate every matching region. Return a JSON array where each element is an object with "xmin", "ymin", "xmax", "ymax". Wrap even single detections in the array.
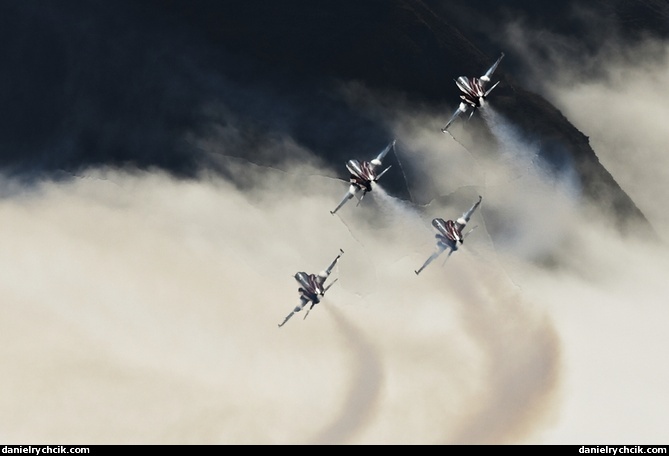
[
  {"xmin": 500, "ymin": 13, "xmax": 669, "ymax": 445},
  {"xmin": 1, "ymin": 4, "xmax": 668, "ymax": 445}
]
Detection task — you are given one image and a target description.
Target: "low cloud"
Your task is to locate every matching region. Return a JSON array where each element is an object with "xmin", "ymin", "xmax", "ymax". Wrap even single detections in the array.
[{"xmin": 1, "ymin": 8, "xmax": 668, "ymax": 443}]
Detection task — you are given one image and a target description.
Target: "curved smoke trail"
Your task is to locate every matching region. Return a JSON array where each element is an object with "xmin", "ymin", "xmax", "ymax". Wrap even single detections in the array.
[
  {"xmin": 445, "ymin": 258, "xmax": 563, "ymax": 444},
  {"xmin": 308, "ymin": 305, "xmax": 385, "ymax": 444},
  {"xmin": 367, "ymin": 171, "xmax": 563, "ymax": 444}
]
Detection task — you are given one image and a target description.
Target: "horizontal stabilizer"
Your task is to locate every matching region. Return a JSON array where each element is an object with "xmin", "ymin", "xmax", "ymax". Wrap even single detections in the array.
[
  {"xmin": 484, "ymin": 80, "xmax": 501, "ymax": 97},
  {"xmin": 323, "ymin": 277, "xmax": 338, "ymax": 294},
  {"xmin": 440, "ymin": 249, "xmax": 454, "ymax": 266},
  {"xmin": 303, "ymin": 300, "xmax": 319, "ymax": 320},
  {"xmin": 375, "ymin": 165, "xmax": 392, "ymax": 181},
  {"xmin": 356, "ymin": 190, "xmax": 368, "ymax": 206}
]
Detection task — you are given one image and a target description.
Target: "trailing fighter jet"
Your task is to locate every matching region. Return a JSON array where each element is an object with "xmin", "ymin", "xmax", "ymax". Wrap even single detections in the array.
[
  {"xmin": 441, "ymin": 53, "xmax": 505, "ymax": 132},
  {"xmin": 330, "ymin": 140, "xmax": 395, "ymax": 215},
  {"xmin": 414, "ymin": 196, "xmax": 482, "ymax": 275},
  {"xmin": 278, "ymin": 249, "xmax": 344, "ymax": 328}
]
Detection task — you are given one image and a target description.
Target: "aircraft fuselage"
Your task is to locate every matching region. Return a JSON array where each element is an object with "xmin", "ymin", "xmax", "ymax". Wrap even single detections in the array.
[
  {"xmin": 456, "ymin": 76, "xmax": 487, "ymax": 108},
  {"xmin": 295, "ymin": 272, "xmax": 323, "ymax": 302},
  {"xmin": 346, "ymin": 159, "xmax": 376, "ymax": 192},
  {"xmin": 432, "ymin": 218, "xmax": 464, "ymax": 249}
]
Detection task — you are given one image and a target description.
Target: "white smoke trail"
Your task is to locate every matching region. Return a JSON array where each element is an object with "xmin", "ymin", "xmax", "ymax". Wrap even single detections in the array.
[
  {"xmin": 3, "ymin": 35, "xmax": 667, "ymax": 445},
  {"xmin": 371, "ymin": 184, "xmax": 429, "ymax": 236},
  {"xmin": 444, "ymin": 255, "xmax": 562, "ymax": 444},
  {"xmin": 0, "ymin": 157, "xmax": 568, "ymax": 444},
  {"xmin": 477, "ymin": 105, "xmax": 581, "ymax": 261},
  {"xmin": 308, "ymin": 305, "xmax": 384, "ymax": 444},
  {"xmin": 496, "ymin": 22, "xmax": 669, "ymax": 444}
]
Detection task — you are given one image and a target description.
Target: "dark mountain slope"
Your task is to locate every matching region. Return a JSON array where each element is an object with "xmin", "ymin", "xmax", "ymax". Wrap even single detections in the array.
[
  {"xmin": 1, "ymin": 0, "xmax": 665, "ymax": 234},
  {"xmin": 167, "ymin": 0, "xmax": 657, "ymax": 232}
]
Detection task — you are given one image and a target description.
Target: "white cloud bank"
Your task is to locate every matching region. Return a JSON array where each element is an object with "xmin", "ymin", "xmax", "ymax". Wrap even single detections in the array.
[{"xmin": 1, "ymin": 27, "xmax": 668, "ymax": 444}]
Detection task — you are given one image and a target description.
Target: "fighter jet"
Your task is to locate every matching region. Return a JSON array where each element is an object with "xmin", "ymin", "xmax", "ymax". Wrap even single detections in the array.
[
  {"xmin": 278, "ymin": 249, "xmax": 344, "ymax": 328},
  {"xmin": 414, "ymin": 196, "xmax": 482, "ymax": 275},
  {"xmin": 330, "ymin": 140, "xmax": 395, "ymax": 215},
  {"xmin": 441, "ymin": 53, "xmax": 505, "ymax": 132}
]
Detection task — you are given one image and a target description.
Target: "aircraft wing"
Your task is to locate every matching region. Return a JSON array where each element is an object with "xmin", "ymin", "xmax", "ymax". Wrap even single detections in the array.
[
  {"xmin": 278, "ymin": 310, "xmax": 295, "ymax": 328},
  {"xmin": 481, "ymin": 52, "xmax": 504, "ymax": 82},
  {"xmin": 465, "ymin": 224, "xmax": 478, "ymax": 237},
  {"xmin": 372, "ymin": 139, "xmax": 396, "ymax": 164},
  {"xmin": 460, "ymin": 196, "xmax": 483, "ymax": 223},
  {"xmin": 441, "ymin": 103, "xmax": 468, "ymax": 132},
  {"xmin": 331, "ymin": 186, "xmax": 357, "ymax": 215},
  {"xmin": 414, "ymin": 244, "xmax": 451, "ymax": 275},
  {"xmin": 484, "ymin": 80, "xmax": 501, "ymax": 98},
  {"xmin": 319, "ymin": 250, "xmax": 344, "ymax": 280},
  {"xmin": 278, "ymin": 296, "xmax": 310, "ymax": 328},
  {"xmin": 323, "ymin": 277, "xmax": 338, "ymax": 294}
]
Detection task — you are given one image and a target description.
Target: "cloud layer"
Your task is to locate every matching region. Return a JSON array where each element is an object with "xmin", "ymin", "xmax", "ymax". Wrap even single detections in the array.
[{"xmin": 1, "ymin": 7, "xmax": 668, "ymax": 444}]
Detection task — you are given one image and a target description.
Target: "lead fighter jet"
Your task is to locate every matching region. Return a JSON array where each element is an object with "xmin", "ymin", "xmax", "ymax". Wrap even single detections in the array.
[
  {"xmin": 441, "ymin": 53, "xmax": 504, "ymax": 132},
  {"xmin": 278, "ymin": 249, "xmax": 344, "ymax": 328},
  {"xmin": 330, "ymin": 140, "xmax": 395, "ymax": 215},
  {"xmin": 414, "ymin": 196, "xmax": 482, "ymax": 275}
]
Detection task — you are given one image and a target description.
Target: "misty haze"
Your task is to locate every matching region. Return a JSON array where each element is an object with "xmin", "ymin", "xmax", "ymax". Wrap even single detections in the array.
[{"xmin": 0, "ymin": 1, "xmax": 667, "ymax": 445}]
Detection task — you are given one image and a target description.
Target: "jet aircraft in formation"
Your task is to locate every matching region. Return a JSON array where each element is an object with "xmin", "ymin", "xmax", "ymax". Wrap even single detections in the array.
[
  {"xmin": 330, "ymin": 140, "xmax": 395, "ymax": 215},
  {"xmin": 281, "ymin": 51, "xmax": 505, "ymax": 326},
  {"xmin": 414, "ymin": 196, "xmax": 483, "ymax": 275},
  {"xmin": 441, "ymin": 53, "xmax": 504, "ymax": 132},
  {"xmin": 278, "ymin": 249, "xmax": 344, "ymax": 328}
]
